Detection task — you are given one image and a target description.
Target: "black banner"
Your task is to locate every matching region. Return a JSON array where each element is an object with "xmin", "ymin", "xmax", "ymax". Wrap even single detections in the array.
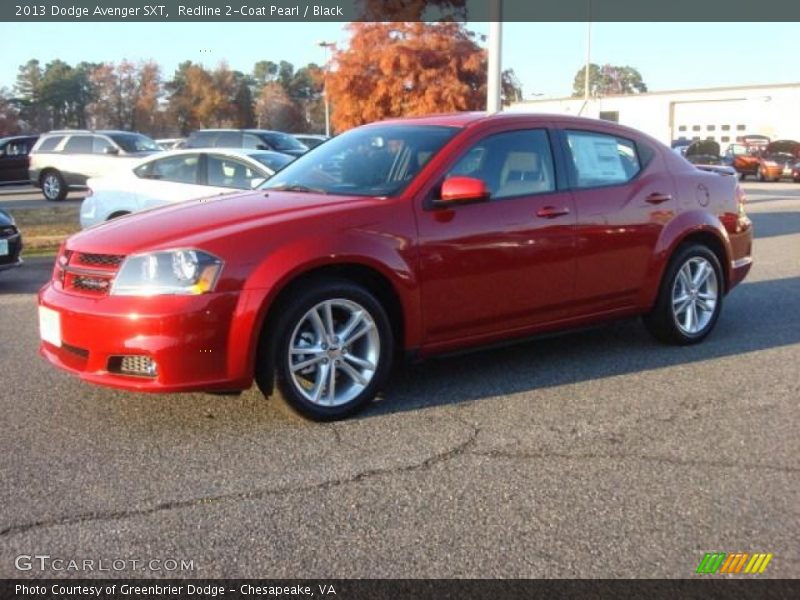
[
  {"xmin": 4, "ymin": 0, "xmax": 800, "ymax": 22},
  {"xmin": 2, "ymin": 579, "xmax": 799, "ymax": 600}
]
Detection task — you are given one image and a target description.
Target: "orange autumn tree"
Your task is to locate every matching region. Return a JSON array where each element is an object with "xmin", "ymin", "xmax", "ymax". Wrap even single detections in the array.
[{"xmin": 326, "ymin": 22, "xmax": 486, "ymax": 132}]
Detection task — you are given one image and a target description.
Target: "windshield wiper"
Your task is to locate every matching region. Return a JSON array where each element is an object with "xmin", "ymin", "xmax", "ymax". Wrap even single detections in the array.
[{"xmin": 267, "ymin": 183, "xmax": 328, "ymax": 194}]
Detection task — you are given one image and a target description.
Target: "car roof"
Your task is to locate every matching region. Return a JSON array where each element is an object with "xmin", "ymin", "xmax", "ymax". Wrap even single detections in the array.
[
  {"xmin": 144, "ymin": 147, "xmax": 290, "ymax": 159},
  {"xmin": 371, "ymin": 111, "xmax": 648, "ymax": 133}
]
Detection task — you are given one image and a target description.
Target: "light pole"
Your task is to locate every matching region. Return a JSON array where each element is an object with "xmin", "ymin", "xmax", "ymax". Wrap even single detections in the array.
[
  {"xmin": 579, "ymin": 0, "xmax": 592, "ymax": 116},
  {"xmin": 317, "ymin": 40, "xmax": 335, "ymax": 137},
  {"xmin": 486, "ymin": 0, "xmax": 503, "ymax": 114}
]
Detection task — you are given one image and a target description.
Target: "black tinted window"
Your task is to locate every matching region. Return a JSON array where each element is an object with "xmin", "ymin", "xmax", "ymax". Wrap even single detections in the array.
[
  {"xmin": 446, "ymin": 129, "xmax": 556, "ymax": 199},
  {"xmin": 37, "ymin": 136, "xmax": 64, "ymax": 152},
  {"xmin": 108, "ymin": 133, "xmax": 160, "ymax": 153},
  {"xmin": 63, "ymin": 136, "xmax": 93, "ymax": 154}
]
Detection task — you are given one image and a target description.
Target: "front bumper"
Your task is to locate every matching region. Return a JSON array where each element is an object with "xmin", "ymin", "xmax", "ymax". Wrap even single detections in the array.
[
  {"xmin": 38, "ymin": 282, "xmax": 252, "ymax": 392},
  {"xmin": 0, "ymin": 231, "xmax": 23, "ymax": 271}
]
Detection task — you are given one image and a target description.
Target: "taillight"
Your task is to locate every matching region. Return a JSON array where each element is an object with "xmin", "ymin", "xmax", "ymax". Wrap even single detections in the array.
[{"xmin": 735, "ymin": 183, "xmax": 747, "ymax": 216}]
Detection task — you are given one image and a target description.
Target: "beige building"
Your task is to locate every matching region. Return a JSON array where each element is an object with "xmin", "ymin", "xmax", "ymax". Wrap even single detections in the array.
[{"xmin": 507, "ymin": 83, "xmax": 800, "ymax": 146}]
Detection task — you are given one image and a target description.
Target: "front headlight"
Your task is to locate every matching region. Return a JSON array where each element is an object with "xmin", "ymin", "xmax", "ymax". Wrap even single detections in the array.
[{"xmin": 110, "ymin": 249, "xmax": 223, "ymax": 296}]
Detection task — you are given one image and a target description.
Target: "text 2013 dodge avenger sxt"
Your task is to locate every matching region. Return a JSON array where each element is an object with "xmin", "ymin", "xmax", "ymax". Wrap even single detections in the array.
[{"xmin": 38, "ymin": 113, "xmax": 753, "ymax": 420}]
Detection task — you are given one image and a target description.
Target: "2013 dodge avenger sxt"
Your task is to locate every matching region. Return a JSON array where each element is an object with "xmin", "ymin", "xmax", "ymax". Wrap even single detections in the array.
[{"xmin": 38, "ymin": 113, "xmax": 753, "ymax": 420}]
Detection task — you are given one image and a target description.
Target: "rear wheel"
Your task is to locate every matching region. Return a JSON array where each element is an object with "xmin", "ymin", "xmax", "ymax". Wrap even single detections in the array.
[
  {"xmin": 257, "ymin": 279, "xmax": 394, "ymax": 421},
  {"xmin": 41, "ymin": 170, "xmax": 66, "ymax": 201},
  {"xmin": 643, "ymin": 244, "xmax": 723, "ymax": 345}
]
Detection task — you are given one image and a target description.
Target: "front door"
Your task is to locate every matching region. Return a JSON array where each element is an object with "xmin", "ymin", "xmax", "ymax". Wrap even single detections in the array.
[{"xmin": 416, "ymin": 127, "xmax": 576, "ymax": 349}]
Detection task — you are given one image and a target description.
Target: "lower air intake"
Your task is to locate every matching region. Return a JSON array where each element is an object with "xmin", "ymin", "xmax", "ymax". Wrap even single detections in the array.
[{"xmin": 108, "ymin": 355, "xmax": 158, "ymax": 378}]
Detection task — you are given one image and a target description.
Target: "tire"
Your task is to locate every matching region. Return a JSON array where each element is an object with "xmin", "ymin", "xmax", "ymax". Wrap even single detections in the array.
[
  {"xmin": 41, "ymin": 170, "xmax": 67, "ymax": 202},
  {"xmin": 643, "ymin": 244, "xmax": 723, "ymax": 345},
  {"xmin": 256, "ymin": 279, "xmax": 394, "ymax": 421}
]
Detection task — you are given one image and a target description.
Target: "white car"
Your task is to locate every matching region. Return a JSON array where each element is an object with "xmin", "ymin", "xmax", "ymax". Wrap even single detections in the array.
[{"xmin": 80, "ymin": 148, "xmax": 293, "ymax": 228}]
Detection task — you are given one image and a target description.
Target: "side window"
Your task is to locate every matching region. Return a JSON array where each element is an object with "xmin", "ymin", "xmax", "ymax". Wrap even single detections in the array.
[
  {"xmin": 63, "ymin": 135, "xmax": 93, "ymax": 154},
  {"xmin": 214, "ymin": 132, "xmax": 241, "ymax": 148},
  {"xmin": 37, "ymin": 135, "xmax": 65, "ymax": 152},
  {"xmin": 565, "ymin": 130, "xmax": 641, "ymax": 189},
  {"xmin": 144, "ymin": 155, "xmax": 199, "ymax": 184},
  {"xmin": 243, "ymin": 134, "xmax": 265, "ymax": 149},
  {"xmin": 188, "ymin": 132, "xmax": 217, "ymax": 147},
  {"xmin": 207, "ymin": 155, "xmax": 259, "ymax": 188},
  {"xmin": 445, "ymin": 129, "xmax": 556, "ymax": 199},
  {"xmin": 92, "ymin": 136, "xmax": 114, "ymax": 154}
]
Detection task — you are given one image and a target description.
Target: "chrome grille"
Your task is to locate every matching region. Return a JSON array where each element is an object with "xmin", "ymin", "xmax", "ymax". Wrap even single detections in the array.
[
  {"xmin": 76, "ymin": 253, "xmax": 124, "ymax": 267},
  {"xmin": 59, "ymin": 250, "xmax": 125, "ymax": 296}
]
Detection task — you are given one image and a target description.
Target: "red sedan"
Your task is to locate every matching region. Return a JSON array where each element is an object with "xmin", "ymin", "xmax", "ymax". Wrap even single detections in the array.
[{"xmin": 38, "ymin": 113, "xmax": 753, "ymax": 420}]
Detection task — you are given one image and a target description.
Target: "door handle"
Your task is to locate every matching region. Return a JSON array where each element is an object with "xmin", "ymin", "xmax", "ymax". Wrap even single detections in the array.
[
  {"xmin": 536, "ymin": 206, "xmax": 570, "ymax": 219},
  {"xmin": 646, "ymin": 193, "xmax": 672, "ymax": 205}
]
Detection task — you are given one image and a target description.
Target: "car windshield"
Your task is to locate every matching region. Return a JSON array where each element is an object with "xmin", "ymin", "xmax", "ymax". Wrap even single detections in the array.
[
  {"xmin": 251, "ymin": 152, "xmax": 295, "ymax": 172},
  {"xmin": 108, "ymin": 133, "xmax": 161, "ymax": 153},
  {"xmin": 262, "ymin": 125, "xmax": 459, "ymax": 197},
  {"xmin": 261, "ymin": 132, "xmax": 308, "ymax": 152}
]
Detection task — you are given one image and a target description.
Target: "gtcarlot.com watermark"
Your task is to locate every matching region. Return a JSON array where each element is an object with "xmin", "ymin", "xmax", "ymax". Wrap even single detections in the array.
[{"xmin": 15, "ymin": 554, "xmax": 195, "ymax": 573}]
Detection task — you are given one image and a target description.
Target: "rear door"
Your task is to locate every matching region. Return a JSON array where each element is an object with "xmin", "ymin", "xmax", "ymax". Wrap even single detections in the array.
[{"xmin": 557, "ymin": 125, "xmax": 677, "ymax": 313}]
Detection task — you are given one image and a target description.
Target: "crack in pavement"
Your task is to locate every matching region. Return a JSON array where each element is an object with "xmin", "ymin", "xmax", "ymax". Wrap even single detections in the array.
[
  {"xmin": 0, "ymin": 422, "xmax": 480, "ymax": 539},
  {"xmin": 470, "ymin": 449, "xmax": 800, "ymax": 474}
]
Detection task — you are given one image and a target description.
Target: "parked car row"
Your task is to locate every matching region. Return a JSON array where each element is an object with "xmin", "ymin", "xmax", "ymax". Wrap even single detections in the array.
[
  {"xmin": 0, "ymin": 128, "xmax": 330, "ymax": 195},
  {"xmin": 673, "ymin": 136, "xmax": 800, "ymax": 182}
]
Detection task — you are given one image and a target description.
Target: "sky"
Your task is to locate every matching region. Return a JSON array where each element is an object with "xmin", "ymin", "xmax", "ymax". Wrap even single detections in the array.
[{"xmin": 2, "ymin": 21, "xmax": 798, "ymax": 99}]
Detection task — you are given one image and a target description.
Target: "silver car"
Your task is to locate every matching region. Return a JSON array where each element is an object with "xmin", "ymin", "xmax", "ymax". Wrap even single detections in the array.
[{"xmin": 29, "ymin": 130, "xmax": 161, "ymax": 201}]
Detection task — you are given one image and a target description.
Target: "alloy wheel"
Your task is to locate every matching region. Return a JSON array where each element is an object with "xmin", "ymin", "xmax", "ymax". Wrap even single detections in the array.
[
  {"xmin": 287, "ymin": 298, "xmax": 380, "ymax": 407},
  {"xmin": 671, "ymin": 257, "xmax": 718, "ymax": 335}
]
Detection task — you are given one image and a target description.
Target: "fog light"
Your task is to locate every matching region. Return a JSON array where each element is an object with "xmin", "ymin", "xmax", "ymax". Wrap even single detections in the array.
[{"xmin": 109, "ymin": 355, "xmax": 158, "ymax": 378}]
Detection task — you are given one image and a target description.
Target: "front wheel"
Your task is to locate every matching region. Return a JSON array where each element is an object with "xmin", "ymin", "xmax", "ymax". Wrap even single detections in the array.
[
  {"xmin": 643, "ymin": 244, "xmax": 723, "ymax": 345},
  {"xmin": 258, "ymin": 279, "xmax": 394, "ymax": 421}
]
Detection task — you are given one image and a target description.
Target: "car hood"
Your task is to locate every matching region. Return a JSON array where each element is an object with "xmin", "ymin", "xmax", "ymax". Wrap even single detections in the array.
[{"xmin": 66, "ymin": 190, "xmax": 370, "ymax": 255}]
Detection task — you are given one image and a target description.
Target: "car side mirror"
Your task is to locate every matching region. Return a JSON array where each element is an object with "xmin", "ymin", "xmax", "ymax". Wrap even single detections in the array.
[
  {"xmin": 103, "ymin": 147, "xmax": 119, "ymax": 155},
  {"xmin": 250, "ymin": 177, "xmax": 266, "ymax": 189},
  {"xmin": 438, "ymin": 176, "xmax": 490, "ymax": 205}
]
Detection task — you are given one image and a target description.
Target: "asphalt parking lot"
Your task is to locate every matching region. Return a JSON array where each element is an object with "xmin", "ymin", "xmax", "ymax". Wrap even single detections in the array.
[{"xmin": 0, "ymin": 182, "xmax": 798, "ymax": 578}]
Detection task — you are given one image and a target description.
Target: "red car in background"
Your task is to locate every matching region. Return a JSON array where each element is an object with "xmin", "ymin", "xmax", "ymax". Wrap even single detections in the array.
[
  {"xmin": 724, "ymin": 142, "xmax": 761, "ymax": 180},
  {"xmin": 756, "ymin": 139, "xmax": 800, "ymax": 181},
  {"xmin": 38, "ymin": 113, "xmax": 753, "ymax": 420}
]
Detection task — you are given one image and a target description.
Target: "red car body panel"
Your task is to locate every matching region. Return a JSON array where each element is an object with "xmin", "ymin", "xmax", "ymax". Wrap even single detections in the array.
[{"xmin": 38, "ymin": 113, "xmax": 753, "ymax": 392}]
